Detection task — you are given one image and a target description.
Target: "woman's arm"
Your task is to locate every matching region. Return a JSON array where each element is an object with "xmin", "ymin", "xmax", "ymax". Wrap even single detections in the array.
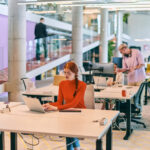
[
  {"xmin": 43, "ymin": 83, "xmax": 64, "ymax": 110},
  {"xmin": 50, "ymin": 83, "xmax": 64, "ymax": 107}
]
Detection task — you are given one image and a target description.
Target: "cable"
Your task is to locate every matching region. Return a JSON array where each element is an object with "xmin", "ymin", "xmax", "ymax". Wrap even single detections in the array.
[
  {"xmin": 49, "ymin": 136, "xmax": 65, "ymax": 142},
  {"xmin": 33, "ymin": 134, "xmax": 47, "ymax": 139},
  {"xmin": 52, "ymin": 138, "xmax": 79, "ymax": 150},
  {"xmin": 19, "ymin": 133, "xmax": 40, "ymax": 147},
  {"xmin": 112, "ymin": 115, "xmax": 126, "ymax": 131}
]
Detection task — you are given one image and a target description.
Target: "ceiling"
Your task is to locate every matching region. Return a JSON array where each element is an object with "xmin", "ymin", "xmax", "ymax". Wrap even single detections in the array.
[{"xmin": 17, "ymin": 0, "xmax": 150, "ymax": 12}]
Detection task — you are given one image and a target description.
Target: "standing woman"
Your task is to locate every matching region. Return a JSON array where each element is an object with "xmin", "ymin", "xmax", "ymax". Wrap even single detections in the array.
[{"xmin": 43, "ymin": 61, "xmax": 86, "ymax": 150}]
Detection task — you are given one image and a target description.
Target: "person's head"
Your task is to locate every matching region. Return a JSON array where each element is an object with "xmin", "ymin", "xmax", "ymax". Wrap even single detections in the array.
[
  {"xmin": 64, "ymin": 61, "xmax": 79, "ymax": 97},
  {"xmin": 118, "ymin": 44, "xmax": 131, "ymax": 57},
  {"xmin": 40, "ymin": 18, "xmax": 45, "ymax": 23},
  {"xmin": 64, "ymin": 61, "xmax": 78, "ymax": 80}
]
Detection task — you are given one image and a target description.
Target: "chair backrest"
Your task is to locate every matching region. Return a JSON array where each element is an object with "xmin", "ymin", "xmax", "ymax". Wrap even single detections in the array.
[
  {"xmin": 133, "ymin": 82, "xmax": 146, "ymax": 110},
  {"xmin": 146, "ymin": 64, "xmax": 150, "ymax": 73},
  {"xmin": 53, "ymin": 75, "xmax": 66, "ymax": 86},
  {"xmin": 21, "ymin": 78, "xmax": 36, "ymax": 91},
  {"xmin": 84, "ymin": 84, "xmax": 95, "ymax": 109}
]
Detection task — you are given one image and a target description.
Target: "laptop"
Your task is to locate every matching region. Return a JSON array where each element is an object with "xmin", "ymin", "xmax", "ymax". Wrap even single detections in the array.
[
  {"xmin": 93, "ymin": 76, "xmax": 107, "ymax": 86},
  {"xmin": 23, "ymin": 96, "xmax": 46, "ymax": 113}
]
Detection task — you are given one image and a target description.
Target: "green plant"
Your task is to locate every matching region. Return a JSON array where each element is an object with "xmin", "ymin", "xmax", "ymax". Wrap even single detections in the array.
[
  {"xmin": 108, "ymin": 41, "xmax": 115, "ymax": 62},
  {"xmin": 123, "ymin": 13, "xmax": 130, "ymax": 24}
]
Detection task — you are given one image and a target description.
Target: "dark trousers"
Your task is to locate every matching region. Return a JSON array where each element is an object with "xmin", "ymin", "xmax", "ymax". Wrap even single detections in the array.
[{"xmin": 36, "ymin": 38, "xmax": 48, "ymax": 60}]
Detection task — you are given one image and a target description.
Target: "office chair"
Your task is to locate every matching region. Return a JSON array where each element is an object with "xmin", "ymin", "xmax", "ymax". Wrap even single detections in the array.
[
  {"xmin": 120, "ymin": 82, "xmax": 146, "ymax": 128},
  {"xmin": 84, "ymin": 84, "xmax": 95, "ymax": 109},
  {"xmin": 21, "ymin": 78, "xmax": 36, "ymax": 91},
  {"xmin": 21, "ymin": 78, "xmax": 53, "ymax": 104}
]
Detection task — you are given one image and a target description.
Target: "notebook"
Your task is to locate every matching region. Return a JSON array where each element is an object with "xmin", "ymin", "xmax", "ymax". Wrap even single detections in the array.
[{"xmin": 23, "ymin": 96, "xmax": 47, "ymax": 113}]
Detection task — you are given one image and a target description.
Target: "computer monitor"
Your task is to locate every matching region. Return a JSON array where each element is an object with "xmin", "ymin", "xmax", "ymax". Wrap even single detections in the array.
[
  {"xmin": 92, "ymin": 63, "xmax": 114, "ymax": 74},
  {"xmin": 112, "ymin": 57, "xmax": 122, "ymax": 68}
]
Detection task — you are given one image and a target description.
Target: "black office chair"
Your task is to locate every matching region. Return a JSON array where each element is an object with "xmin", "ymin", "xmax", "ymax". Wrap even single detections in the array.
[
  {"xmin": 20, "ymin": 77, "xmax": 28, "ymax": 90},
  {"xmin": 120, "ymin": 82, "xmax": 146, "ymax": 128}
]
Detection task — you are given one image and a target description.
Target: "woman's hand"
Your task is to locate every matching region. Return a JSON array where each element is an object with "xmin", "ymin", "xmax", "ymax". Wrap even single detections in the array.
[
  {"xmin": 43, "ymin": 103, "xmax": 58, "ymax": 111},
  {"xmin": 129, "ymin": 67, "xmax": 135, "ymax": 72}
]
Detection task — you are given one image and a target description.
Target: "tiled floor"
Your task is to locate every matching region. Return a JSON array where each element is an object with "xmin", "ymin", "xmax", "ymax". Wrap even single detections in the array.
[{"xmin": 3, "ymin": 130, "xmax": 150, "ymax": 150}]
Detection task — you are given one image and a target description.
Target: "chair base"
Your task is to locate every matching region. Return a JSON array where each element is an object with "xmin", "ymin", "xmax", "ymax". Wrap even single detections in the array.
[{"xmin": 131, "ymin": 119, "xmax": 146, "ymax": 128}]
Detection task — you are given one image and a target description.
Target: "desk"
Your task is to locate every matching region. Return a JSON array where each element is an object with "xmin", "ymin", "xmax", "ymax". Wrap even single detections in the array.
[
  {"xmin": 95, "ymin": 85, "xmax": 139, "ymax": 140},
  {"xmin": 0, "ymin": 104, "xmax": 119, "ymax": 150},
  {"xmin": 143, "ymin": 78, "xmax": 150, "ymax": 105},
  {"xmin": 22, "ymin": 84, "xmax": 59, "ymax": 102},
  {"xmin": 23, "ymin": 83, "xmax": 106, "ymax": 102}
]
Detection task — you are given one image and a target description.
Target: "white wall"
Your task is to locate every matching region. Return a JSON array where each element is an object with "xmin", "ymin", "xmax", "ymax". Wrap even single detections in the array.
[{"xmin": 128, "ymin": 13, "xmax": 150, "ymax": 59}]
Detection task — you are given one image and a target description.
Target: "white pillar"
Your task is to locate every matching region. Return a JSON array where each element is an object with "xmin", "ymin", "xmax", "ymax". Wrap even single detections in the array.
[
  {"xmin": 100, "ymin": 8, "xmax": 108, "ymax": 63},
  {"xmin": 7, "ymin": 0, "xmax": 26, "ymax": 102},
  {"xmin": 115, "ymin": 11, "xmax": 123, "ymax": 57},
  {"xmin": 72, "ymin": 6, "xmax": 83, "ymax": 78}
]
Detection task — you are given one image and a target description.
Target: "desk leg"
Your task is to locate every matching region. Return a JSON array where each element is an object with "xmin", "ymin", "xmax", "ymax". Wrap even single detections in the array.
[
  {"xmin": 124, "ymin": 100, "xmax": 133, "ymax": 140},
  {"xmin": 105, "ymin": 100, "xmax": 109, "ymax": 110},
  {"xmin": 54, "ymin": 96, "xmax": 57, "ymax": 102},
  {"xmin": 106, "ymin": 125, "xmax": 112, "ymax": 150},
  {"xmin": 96, "ymin": 139, "xmax": 102, "ymax": 150},
  {"xmin": 0, "ymin": 132, "xmax": 5, "ymax": 150},
  {"xmin": 115, "ymin": 101, "xmax": 120, "ymax": 128},
  {"xmin": 144, "ymin": 82, "xmax": 148, "ymax": 105},
  {"xmin": 11, "ymin": 133, "xmax": 17, "ymax": 150}
]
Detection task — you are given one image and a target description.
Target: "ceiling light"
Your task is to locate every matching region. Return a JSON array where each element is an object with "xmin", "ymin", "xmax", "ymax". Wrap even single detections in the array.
[
  {"xmin": 28, "ymin": 10, "xmax": 56, "ymax": 14},
  {"xmin": 17, "ymin": 0, "xmax": 93, "ymax": 5},
  {"xmin": 52, "ymin": 38, "xmax": 67, "ymax": 41},
  {"xmin": 134, "ymin": 39, "xmax": 150, "ymax": 42}
]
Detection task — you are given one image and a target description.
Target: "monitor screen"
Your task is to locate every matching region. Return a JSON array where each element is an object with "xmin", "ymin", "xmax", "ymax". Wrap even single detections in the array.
[{"xmin": 112, "ymin": 57, "xmax": 122, "ymax": 68}]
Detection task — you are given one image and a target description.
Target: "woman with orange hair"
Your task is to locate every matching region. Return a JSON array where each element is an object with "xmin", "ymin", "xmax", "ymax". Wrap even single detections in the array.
[{"xmin": 43, "ymin": 61, "xmax": 86, "ymax": 150}]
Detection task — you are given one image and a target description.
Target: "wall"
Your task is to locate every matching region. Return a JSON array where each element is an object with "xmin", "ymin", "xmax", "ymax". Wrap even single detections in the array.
[
  {"xmin": 0, "ymin": 14, "xmax": 36, "ymax": 70},
  {"xmin": 26, "ymin": 20, "xmax": 36, "ymax": 60},
  {"xmin": 128, "ymin": 13, "xmax": 150, "ymax": 59},
  {"xmin": 0, "ymin": 14, "xmax": 8, "ymax": 70}
]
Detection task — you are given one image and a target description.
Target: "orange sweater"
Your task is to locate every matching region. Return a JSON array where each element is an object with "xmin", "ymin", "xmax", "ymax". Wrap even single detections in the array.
[{"xmin": 51, "ymin": 80, "xmax": 86, "ymax": 110}]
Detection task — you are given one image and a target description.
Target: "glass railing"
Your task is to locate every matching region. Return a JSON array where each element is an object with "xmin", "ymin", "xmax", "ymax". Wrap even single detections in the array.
[
  {"xmin": 26, "ymin": 34, "xmax": 72, "ymax": 71},
  {"xmin": 0, "ymin": 34, "xmax": 99, "ymax": 84},
  {"xmin": 26, "ymin": 34, "xmax": 99, "ymax": 71}
]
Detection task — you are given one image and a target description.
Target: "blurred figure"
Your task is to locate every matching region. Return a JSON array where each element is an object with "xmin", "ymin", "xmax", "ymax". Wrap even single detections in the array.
[
  {"xmin": 34, "ymin": 18, "xmax": 49, "ymax": 62},
  {"xmin": 106, "ymin": 63, "xmax": 123, "ymax": 86},
  {"xmin": 118, "ymin": 43, "xmax": 146, "ymax": 86}
]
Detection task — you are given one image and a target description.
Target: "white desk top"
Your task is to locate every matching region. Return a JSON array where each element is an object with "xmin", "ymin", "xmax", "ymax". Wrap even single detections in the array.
[
  {"xmin": 0, "ymin": 105, "xmax": 119, "ymax": 139},
  {"xmin": 0, "ymin": 102, "xmax": 23, "ymax": 109},
  {"xmin": 95, "ymin": 85, "xmax": 139, "ymax": 100},
  {"xmin": 23, "ymin": 83, "xmax": 107, "ymax": 97},
  {"xmin": 146, "ymin": 74, "xmax": 150, "ymax": 79},
  {"xmin": 93, "ymin": 84, "xmax": 106, "ymax": 90},
  {"xmin": 22, "ymin": 84, "xmax": 59, "ymax": 97}
]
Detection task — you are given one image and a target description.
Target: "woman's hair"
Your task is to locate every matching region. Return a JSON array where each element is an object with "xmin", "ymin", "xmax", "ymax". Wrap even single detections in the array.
[{"xmin": 64, "ymin": 62, "xmax": 78, "ymax": 97}]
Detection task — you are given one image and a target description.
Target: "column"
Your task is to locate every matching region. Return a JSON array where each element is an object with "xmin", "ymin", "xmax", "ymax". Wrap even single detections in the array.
[
  {"xmin": 72, "ymin": 6, "xmax": 83, "ymax": 79},
  {"xmin": 100, "ymin": 8, "xmax": 108, "ymax": 63},
  {"xmin": 114, "ymin": 11, "xmax": 123, "ymax": 57},
  {"xmin": 7, "ymin": 0, "xmax": 26, "ymax": 102}
]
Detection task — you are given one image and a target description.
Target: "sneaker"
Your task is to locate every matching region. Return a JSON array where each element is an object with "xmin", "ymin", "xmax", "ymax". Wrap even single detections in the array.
[
  {"xmin": 37, "ymin": 60, "xmax": 40, "ymax": 64},
  {"xmin": 133, "ymin": 113, "xmax": 142, "ymax": 119},
  {"xmin": 45, "ymin": 57, "xmax": 50, "ymax": 61}
]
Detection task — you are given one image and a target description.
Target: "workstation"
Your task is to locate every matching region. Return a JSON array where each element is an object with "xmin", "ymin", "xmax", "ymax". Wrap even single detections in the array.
[{"xmin": 1, "ymin": 0, "xmax": 150, "ymax": 150}]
